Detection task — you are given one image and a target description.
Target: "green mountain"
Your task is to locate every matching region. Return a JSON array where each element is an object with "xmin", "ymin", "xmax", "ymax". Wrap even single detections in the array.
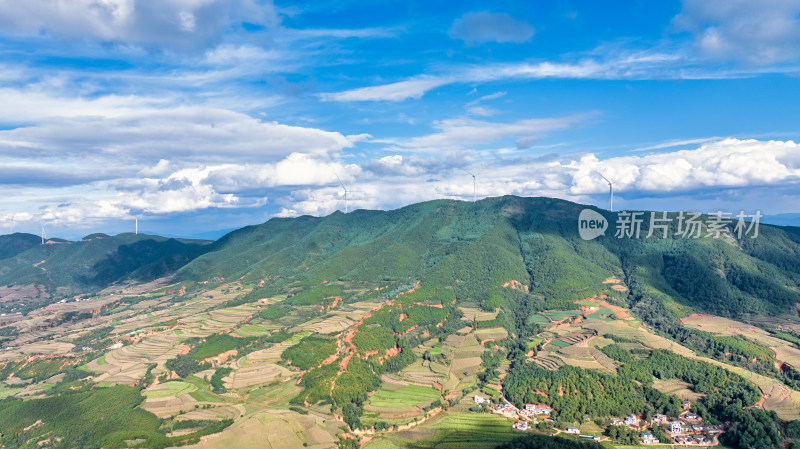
[
  {"xmin": 178, "ymin": 196, "xmax": 800, "ymax": 319},
  {"xmin": 2, "ymin": 196, "xmax": 799, "ymax": 320},
  {"xmin": 0, "ymin": 233, "xmax": 42, "ymax": 260},
  {"xmin": 0, "ymin": 233, "xmax": 212, "ymax": 297}
]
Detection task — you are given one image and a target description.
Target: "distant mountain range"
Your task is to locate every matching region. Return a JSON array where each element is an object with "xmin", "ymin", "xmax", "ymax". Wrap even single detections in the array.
[
  {"xmin": 0, "ymin": 233, "xmax": 211, "ymax": 298},
  {"xmin": 2, "ymin": 196, "xmax": 800, "ymax": 319},
  {"xmin": 764, "ymin": 213, "xmax": 800, "ymax": 227}
]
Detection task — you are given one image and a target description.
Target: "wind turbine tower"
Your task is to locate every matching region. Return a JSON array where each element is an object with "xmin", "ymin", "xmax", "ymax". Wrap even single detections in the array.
[
  {"xmin": 334, "ymin": 174, "xmax": 362, "ymax": 214},
  {"xmin": 41, "ymin": 224, "xmax": 46, "ymax": 244},
  {"xmin": 335, "ymin": 174, "xmax": 349, "ymax": 213},
  {"xmin": 593, "ymin": 171, "xmax": 614, "ymax": 212},
  {"xmin": 135, "ymin": 217, "xmax": 138, "ymax": 235},
  {"xmin": 462, "ymin": 166, "xmax": 487, "ymax": 202}
]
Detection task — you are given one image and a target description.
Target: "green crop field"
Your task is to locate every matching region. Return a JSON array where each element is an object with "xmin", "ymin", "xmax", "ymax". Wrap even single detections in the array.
[
  {"xmin": 541, "ymin": 310, "xmax": 583, "ymax": 320},
  {"xmin": 143, "ymin": 381, "xmax": 198, "ymax": 399},
  {"xmin": 368, "ymin": 385, "xmax": 441, "ymax": 408},
  {"xmin": 528, "ymin": 314, "xmax": 551, "ymax": 324},
  {"xmin": 365, "ymin": 413, "xmax": 518, "ymax": 449},
  {"xmin": 549, "ymin": 339, "xmax": 571, "ymax": 348}
]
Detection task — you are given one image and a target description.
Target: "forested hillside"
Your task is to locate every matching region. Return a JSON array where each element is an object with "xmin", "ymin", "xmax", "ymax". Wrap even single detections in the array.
[
  {"xmin": 0, "ymin": 233, "xmax": 211, "ymax": 298},
  {"xmin": 178, "ymin": 196, "xmax": 800, "ymax": 320}
]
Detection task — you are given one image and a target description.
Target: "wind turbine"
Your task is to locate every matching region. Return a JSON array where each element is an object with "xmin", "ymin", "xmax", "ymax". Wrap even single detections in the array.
[
  {"xmin": 462, "ymin": 165, "xmax": 487, "ymax": 202},
  {"xmin": 135, "ymin": 217, "xmax": 138, "ymax": 235},
  {"xmin": 593, "ymin": 171, "xmax": 615, "ymax": 212},
  {"xmin": 334, "ymin": 174, "xmax": 362, "ymax": 214},
  {"xmin": 41, "ymin": 223, "xmax": 46, "ymax": 244}
]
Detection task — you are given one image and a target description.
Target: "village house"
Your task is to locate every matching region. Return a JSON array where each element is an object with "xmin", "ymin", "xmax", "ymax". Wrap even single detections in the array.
[
  {"xmin": 685, "ymin": 413, "xmax": 702, "ymax": 421},
  {"xmin": 566, "ymin": 427, "xmax": 579, "ymax": 434},
  {"xmin": 578, "ymin": 435, "xmax": 601, "ymax": 441},
  {"xmin": 525, "ymin": 404, "xmax": 553, "ymax": 415},
  {"xmin": 681, "ymin": 401, "xmax": 692, "ymax": 410},
  {"xmin": 610, "ymin": 417, "xmax": 624, "ymax": 426},
  {"xmin": 473, "ymin": 395, "xmax": 486, "ymax": 404},
  {"xmin": 652, "ymin": 414, "xmax": 668, "ymax": 424},
  {"xmin": 670, "ymin": 421, "xmax": 683, "ymax": 433},
  {"xmin": 494, "ymin": 403, "xmax": 518, "ymax": 415},
  {"xmin": 624, "ymin": 414, "xmax": 639, "ymax": 426},
  {"xmin": 512, "ymin": 421, "xmax": 529, "ymax": 431},
  {"xmin": 640, "ymin": 432, "xmax": 660, "ymax": 444}
]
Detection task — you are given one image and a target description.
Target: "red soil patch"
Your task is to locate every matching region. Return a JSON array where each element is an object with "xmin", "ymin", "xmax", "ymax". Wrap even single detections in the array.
[
  {"xmin": 680, "ymin": 313, "xmax": 709, "ymax": 323},
  {"xmin": 580, "ymin": 305, "xmax": 600, "ymax": 314},
  {"xmin": 180, "ymin": 345, "xmax": 191, "ymax": 355},
  {"xmin": 203, "ymin": 349, "xmax": 238, "ymax": 365},
  {"xmin": 339, "ymin": 353, "xmax": 354, "ymax": 371},
  {"xmin": 502, "ymin": 280, "xmax": 529, "ymax": 293},
  {"xmin": 320, "ymin": 353, "xmax": 339, "ymax": 366},
  {"xmin": 413, "ymin": 302, "xmax": 443, "ymax": 308}
]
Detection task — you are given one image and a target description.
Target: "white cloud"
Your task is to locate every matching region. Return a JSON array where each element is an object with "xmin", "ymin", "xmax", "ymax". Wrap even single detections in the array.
[
  {"xmin": 466, "ymin": 106, "xmax": 499, "ymax": 117},
  {"xmin": 6, "ymin": 137, "xmax": 800, "ymax": 229},
  {"xmin": 674, "ymin": 0, "xmax": 800, "ymax": 64},
  {"xmin": 388, "ymin": 114, "xmax": 591, "ymax": 151},
  {"xmin": 317, "ymin": 55, "xmax": 686, "ymax": 102},
  {"xmin": 569, "ymin": 138, "xmax": 800, "ymax": 195},
  {"xmin": 0, "ymin": 89, "xmax": 359, "ymax": 165},
  {"xmin": 276, "ymin": 138, "xmax": 800, "ymax": 219},
  {"xmin": 0, "ymin": 0, "xmax": 273, "ymax": 50},
  {"xmin": 318, "ymin": 77, "xmax": 450, "ymax": 102},
  {"xmin": 449, "ymin": 12, "xmax": 534, "ymax": 44}
]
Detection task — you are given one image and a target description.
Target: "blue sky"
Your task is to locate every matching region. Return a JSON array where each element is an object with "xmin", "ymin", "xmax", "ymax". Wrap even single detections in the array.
[{"xmin": 1, "ymin": 0, "xmax": 800, "ymax": 239}]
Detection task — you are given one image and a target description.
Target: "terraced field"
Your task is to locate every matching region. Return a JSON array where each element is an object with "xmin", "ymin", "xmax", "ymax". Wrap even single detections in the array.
[{"xmin": 364, "ymin": 412, "xmax": 518, "ymax": 449}]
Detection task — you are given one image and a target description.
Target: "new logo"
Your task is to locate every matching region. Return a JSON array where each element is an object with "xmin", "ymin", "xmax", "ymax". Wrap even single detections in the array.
[{"xmin": 578, "ymin": 209, "xmax": 608, "ymax": 240}]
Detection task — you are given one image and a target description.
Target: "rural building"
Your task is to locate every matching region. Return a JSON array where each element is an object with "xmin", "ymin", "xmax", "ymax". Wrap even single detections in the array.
[
  {"xmin": 566, "ymin": 427, "xmax": 579, "ymax": 434},
  {"xmin": 670, "ymin": 421, "xmax": 683, "ymax": 433},
  {"xmin": 640, "ymin": 432, "xmax": 660, "ymax": 444},
  {"xmin": 525, "ymin": 404, "xmax": 553, "ymax": 415},
  {"xmin": 473, "ymin": 395, "xmax": 486, "ymax": 404},
  {"xmin": 624, "ymin": 414, "xmax": 639, "ymax": 426},
  {"xmin": 681, "ymin": 401, "xmax": 692, "ymax": 410},
  {"xmin": 652, "ymin": 414, "xmax": 668, "ymax": 423},
  {"xmin": 512, "ymin": 421, "xmax": 529, "ymax": 431}
]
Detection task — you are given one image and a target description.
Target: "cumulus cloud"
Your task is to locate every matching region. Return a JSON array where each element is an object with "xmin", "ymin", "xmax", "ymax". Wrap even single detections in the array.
[
  {"xmin": 5, "ymin": 137, "xmax": 800, "ymax": 229},
  {"xmin": 674, "ymin": 0, "xmax": 800, "ymax": 64},
  {"xmin": 449, "ymin": 12, "xmax": 534, "ymax": 44},
  {"xmin": 0, "ymin": 0, "xmax": 274, "ymax": 50},
  {"xmin": 275, "ymin": 138, "xmax": 800, "ymax": 218},
  {"xmin": 569, "ymin": 138, "xmax": 800, "ymax": 195}
]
